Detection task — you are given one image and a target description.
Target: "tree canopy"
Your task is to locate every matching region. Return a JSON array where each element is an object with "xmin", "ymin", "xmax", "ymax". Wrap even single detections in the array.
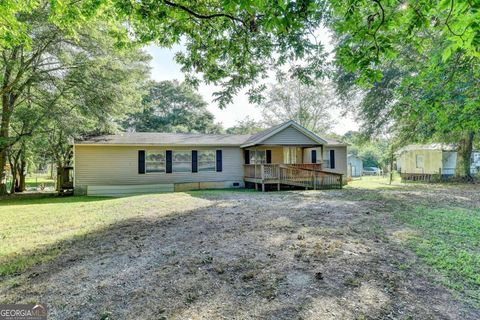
[
  {"xmin": 330, "ymin": 0, "xmax": 480, "ymax": 84},
  {"xmin": 331, "ymin": 2, "xmax": 480, "ymax": 178},
  {"xmin": 124, "ymin": 81, "xmax": 223, "ymax": 134},
  {"xmin": 3, "ymin": 0, "xmax": 329, "ymax": 108},
  {"xmin": 0, "ymin": 3, "xmax": 150, "ymax": 194},
  {"xmin": 2, "ymin": 0, "xmax": 480, "ymax": 193},
  {"xmin": 259, "ymin": 79, "xmax": 337, "ymax": 135},
  {"xmin": 226, "ymin": 116, "xmax": 265, "ymax": 135}
]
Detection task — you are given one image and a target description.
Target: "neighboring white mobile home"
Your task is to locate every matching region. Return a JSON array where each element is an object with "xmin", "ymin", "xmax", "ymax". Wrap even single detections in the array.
[{"xmin": 347, "ymin": 154, "xmax": 363, "ymax": 177}]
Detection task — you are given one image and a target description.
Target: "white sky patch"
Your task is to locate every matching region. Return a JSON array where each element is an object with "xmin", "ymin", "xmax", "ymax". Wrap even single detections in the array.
[{"xmin": 144, "ymin": 31, "xmax": 359, "ymax": 135}]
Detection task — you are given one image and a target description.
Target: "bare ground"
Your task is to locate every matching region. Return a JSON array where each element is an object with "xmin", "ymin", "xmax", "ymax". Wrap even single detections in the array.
[{"xmin": 1, "ymin": 185, "xmax": 480, "ymax": 319}]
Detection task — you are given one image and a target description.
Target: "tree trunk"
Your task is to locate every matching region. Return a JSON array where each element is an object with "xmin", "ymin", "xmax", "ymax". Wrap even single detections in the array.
[
  {"xmin": 455, "ymin": 131, "xmax": 474, "ymax": 180},
  {"xmin": 56, "ymin": 163, "xmax": 63, "ymax": 192},
  {"xmin": 8, "ymin": 155, "xmax": 16, "ymax": 194},
  {"xmin": 0, "ymin": 50, "xmax": 15, "ymax": 195},
  {"xmin": 50, "ymin": 162, "xmax": 54, "ymax": 179},
  {"xmin": 389, "ymin": 149, "xmax": 394, "ymax": 185},
  {"xmin": 0, "ymin": 104, "xmax": 11, "ymax": 195},
  {"xmin": 19, "ymin": 156, "xmax": 26, "ymax": 192},
  {"xmin": 0, "ymin": 150, "xmax": 8, "ymax": 195}
]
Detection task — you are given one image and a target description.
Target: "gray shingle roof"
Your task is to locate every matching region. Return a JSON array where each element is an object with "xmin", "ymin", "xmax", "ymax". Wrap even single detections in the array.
[
  {"xmin": 396, "ymin": 143, "xmax": 457, "ymax": 154},
  {"xmin": 76, "ymin": 132, "xmax": 252, "ymax": 146},
  {"xmin": 322, "ymin": 137, "xmax": 347, "ymax": 146},
  {"xmin": 75, "ymin": 121, "xmax": 344, "ymax": 147}
]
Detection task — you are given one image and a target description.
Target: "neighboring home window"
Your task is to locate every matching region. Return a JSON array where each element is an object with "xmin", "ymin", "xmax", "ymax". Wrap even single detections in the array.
[
  {"xmin": 283, "ymin": 147, "xmax": 297, "ymax": 164},
  {"xmin": 416, "ymin": 154, "xmax": 424, "ymax": 169},
  {"xmin": 173, "ymin": 151, "xmax": 192, "ymax": 172},
  {"xmin": 249, "ymin": 150, "xmax": 266, "ymax": 164},
  {"xmin": 329, "ymin": 150, "xmax": 335, "ymax": 169},
  {"xmin": 146, "ymin": 151, "xmax": 166, "ymax": 173},
  {"xmin": 198, "ymin": 150, "xmax": 216, "ymax": 171}
]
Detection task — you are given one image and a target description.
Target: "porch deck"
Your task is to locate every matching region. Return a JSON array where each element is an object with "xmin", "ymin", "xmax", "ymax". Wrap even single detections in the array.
[{"xmin": 244, "ymin": 164, "xmax": 343, "ymax": 191}]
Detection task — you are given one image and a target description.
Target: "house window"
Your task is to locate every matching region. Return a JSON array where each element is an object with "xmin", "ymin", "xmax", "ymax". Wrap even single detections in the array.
[
  {"xmin": 416, "ymin": 154, "xmax": 424, "ymax": 169},
  {"xmin": 146, "ymin": 151, "xmax": 166, "ymax": 173},
  {"xmin": 173, "ymin": 151, "xmax": 192, "ymax": 172},
  {"xmin": 198, "ymin": 150, "xmax": 216, "ymax": 172},
  {"xmin": 329, "ymin": 150, "xmax": 335, "ymax": 169},
  {"xmin": 249, "ymin": 150, "xmax": 266, "ymax": 164},
  {"xmin": 283, "ymin": 147, "xmax": 297, "ymax": 164}
]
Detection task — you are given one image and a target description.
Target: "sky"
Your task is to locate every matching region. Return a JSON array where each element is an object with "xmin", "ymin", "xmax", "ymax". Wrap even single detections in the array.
[{"xmin": 144, "ymin": 35, "xmax": 358, "ymax": 135}]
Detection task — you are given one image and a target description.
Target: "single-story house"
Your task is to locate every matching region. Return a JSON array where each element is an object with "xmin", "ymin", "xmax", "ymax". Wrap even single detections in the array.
[
  {"xmin": 347, "ymin": 154, "xmax": 363, "ymax": 177},
  {"xmin": 73, "ymin": 120, "xmax": 347, "ymax": 196},
  {"xmin": 396, "ymin": 144, "xmax": 457, "ymax": 177}
]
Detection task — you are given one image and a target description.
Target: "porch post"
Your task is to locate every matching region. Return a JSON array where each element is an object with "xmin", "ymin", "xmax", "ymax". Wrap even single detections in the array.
[{"xmin": 261, "ymin": 164, "xmax": 265, "ymax": 192}]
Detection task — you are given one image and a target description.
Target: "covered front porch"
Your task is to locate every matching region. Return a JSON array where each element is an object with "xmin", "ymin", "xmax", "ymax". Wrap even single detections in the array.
[
  {"xmin": 240, "ymin": 121, "xmax": 344, "ymax": 191},
  {"xmin": 242, "ymin": 146, "xmax": 343, "ymax": 191}
]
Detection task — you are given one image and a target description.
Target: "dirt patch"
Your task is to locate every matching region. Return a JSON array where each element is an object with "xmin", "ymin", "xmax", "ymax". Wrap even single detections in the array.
[{"xmin": 1, "ymin": 187, "xmax": 479, "ymax": 319}]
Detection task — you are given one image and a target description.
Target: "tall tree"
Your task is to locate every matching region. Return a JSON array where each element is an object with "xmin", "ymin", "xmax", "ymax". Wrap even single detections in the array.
[
  {"xmin": 331, "ymin": 1, "xmax": 480, "ymax": 179},
  {"xmin": 0, "ymin": 5, "xmax": 150, "ymax": 194},
  {"xmin": 260, "ymin": 79, "xmax": 337, "ymax": 135},
  {"xmin": 124, "ymin": 81, "xmax": 223, "ymax": 134},
  {"xmin": 226, "ymin": 116, "xmax": 265, "ymax": 135}
]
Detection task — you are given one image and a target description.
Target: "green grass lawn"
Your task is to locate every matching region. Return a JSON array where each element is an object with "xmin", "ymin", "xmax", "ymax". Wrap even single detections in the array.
[
  {"xmin": 0, "ymin": 193, "xmax": 211, "ymax": 276},
  {"xmin": 346, "ymin": 174, "xmax": 405, "ymax": 189},
  {"xmin": 1, "ymin": 186, "xmax": 479, "ymax": 308},
  {"xmin": 6, "ymin": 175, "xmax": 55, "ymax": 191},
  {"xmin": 395, "ymin": 206, "xmax": 480, "ymax": 304},
  {"xmin": 25, "ymin": 176, "xmax": 55, "ymax": 189}
]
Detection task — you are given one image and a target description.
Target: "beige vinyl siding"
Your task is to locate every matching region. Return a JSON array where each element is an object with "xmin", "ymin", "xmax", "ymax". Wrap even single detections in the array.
[
  {"xmin": 303, "ymin": 147, "xmax": 322, "ymax": 164},
  {"xmin": 74, "ymin": 145, "xmax": 244, "ymax": 187},
  {"xmin": 87, "ymin": 184, "xmax": 174, "ymax": 196},
  {"xmin": 260, "ymin": 126, "xmax": 319, "ymax": 145},
  {"xmin": 322, "ymin": 146, "xmax": 348, "ymax": 177},
  {"xmin": 398, "ymin": 150, "xmax": 443, "ymax": 174}
]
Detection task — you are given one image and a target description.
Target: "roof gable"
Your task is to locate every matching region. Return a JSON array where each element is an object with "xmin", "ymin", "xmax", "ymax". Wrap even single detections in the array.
[{"xmin": 241, "ymin": 120, "xmax": 327, "ymax": 147}]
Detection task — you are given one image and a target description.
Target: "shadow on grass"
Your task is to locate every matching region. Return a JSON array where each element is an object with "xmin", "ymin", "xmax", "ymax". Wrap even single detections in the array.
[
  {"xmin": 0, "ymin": 194, "xmax": 113, "ymax": 206},
  {"xmin": 1, "ymin": 190, "xmax": 478, "ymax": 320}
]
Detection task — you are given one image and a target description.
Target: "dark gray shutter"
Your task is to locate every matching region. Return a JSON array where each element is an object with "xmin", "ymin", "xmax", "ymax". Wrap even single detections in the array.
[
  {"xmin": 266, "ymin": 150, "xmax": 272, "ymax": 164},
  {"xmin": 311, "ymin": 150, "xmax": 317, "ymax": 164},
  {"xmin": 216, "ymin": 150, "xmax": 222, "ymax": 172},
  {"xmin": 138, "ymin": 150, "xmax": 145, "ymax": 174},
  {"xmin": 166, "ymin": 150, "xmax": 173, "ymax": 173},
  {"xmin": 192, "ymin": 150, "xmax": 198, "ymax": 173},
  {"xmin": 329, "ymin": 150, "xmax": 335, "ymax": 169},
  {"xmin": 244, "ymin": 150, "xmax": 250, "ymax": 164}
]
